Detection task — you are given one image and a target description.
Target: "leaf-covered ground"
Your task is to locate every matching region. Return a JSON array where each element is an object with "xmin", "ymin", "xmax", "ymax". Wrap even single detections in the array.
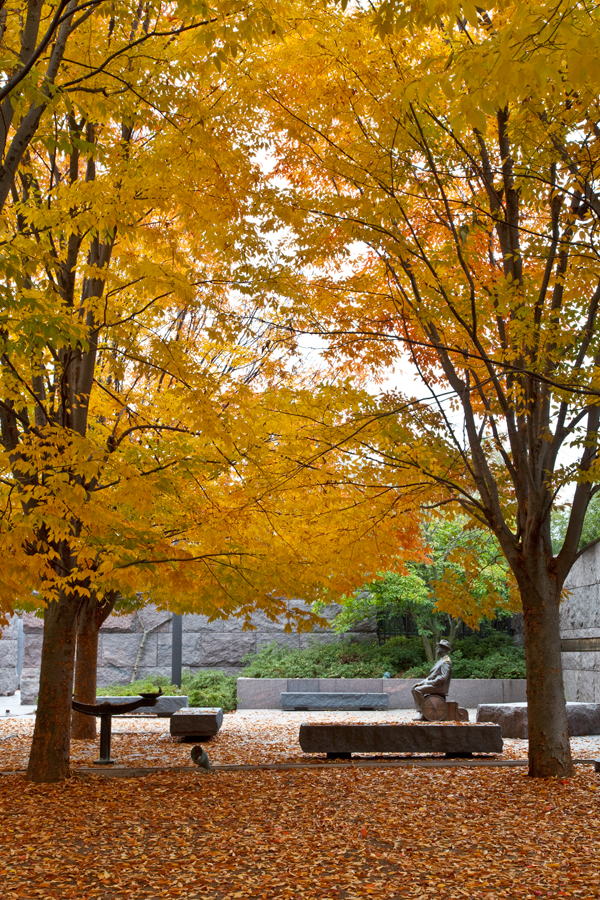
[
  {"xmin": 1, "ymin": 765, "xmax": 600, "ymax": 899},
  {"xmin": 1, "ymin": 712, "xmax": 600, "ymax": 898}
]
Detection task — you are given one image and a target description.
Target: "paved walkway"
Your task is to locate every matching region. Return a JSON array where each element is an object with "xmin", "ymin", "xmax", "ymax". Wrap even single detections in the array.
[{"xmin": 0, "ymin": 691, "xmax": 36, "ymax": 717}]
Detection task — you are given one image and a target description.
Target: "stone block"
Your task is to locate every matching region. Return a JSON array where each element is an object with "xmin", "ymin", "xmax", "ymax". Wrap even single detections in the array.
[
  {"xmin": 580, "ymin": 651, "xmax": 598, "ymax": 671},
  {"xmin": 96, "ymin": 696, "xmax": 189, "ymax": 717},
  {"xmin": 502, "ymin": 679, "xmax": 528, "ymax": 703},
  {"xmin": 451, "ymin": 679, "xmax": 504, "ymax": 706},
  {"xmin": 477, "ymin": 703, "xmax": 529, "ymax": 738},
  {"xmin": 23, "ymin": 634, "xmax": 43, "ymax": 667},
  {"xmin": 383, "ymin": 680, "xmax": 420, "ymax": 709},
  {"xmin": 136, "ymin": 608, "xmax": 173, "ymax": 633},
  {"xmin": 256, "ymin": 632, "xmax": 301, "ymax": 651},
  {"xmin": 249, "ymin": 609, "xmax": 287, "ymax": 632},
  {"xmin": 201, "ymin": 634, "xmax": 255, "ymax": 667},
  {"xmin": 567, "ymin": 703, "xmax": 600, "ymax": 735},
  {"xmin": 181, "ymin": 634, "xmax": 203, "ymax": 667},
  {"xmin": 170, "ymin": 707, "xmax": 223, "ymax": 739},
  {"xmin": 97, "ymin": 668, "xmax": 131, "ymax": 688},
  {"xmin": 299, "ymin": 723, "xmax": 503, "ymax": 756},
  {"xmin": 0, "ymin": 616, "xmax": 19, "ymax": 639},
  {"xmin": 20, "ymin": 669, "xmax": 40, "ymax": 704},
  {"xmin": 281, "ymin": 692, "xmax": 389, "ymax": 710},
  {"xmin": 182, "ymin": 614, "xmax": 224, "ymax": 633},
  {"xmin": 222, "ymin": 616, "xmax": 253, "ymax": 633},
  {"xmin": 21, "ymin": 613, "xmax": 44, "ymax": 633},
  {"xmin": 564, "ymin": 669, "xmax": 594, "ymax": 703},
  {"xmin": 237, "ymin": 677, "xmax": 287, "ymax": 709},
  {"xmin": 102, "ymin": 633, "xmax": 157, "ymax": 668},
  {"xmin": 323, "ymin": 679, "xmax": 383, "ymax": 694},
  {"xmin": 561, "ymin": 651, "xmax": 580, "ymax": 671},
  {"xmin": 476, "ymin": 702, "xmax": 600, "ymax": 737},
  {"xmin": 565, "ymin": 545, "xmax": 600, "ymax": 588},
  {"xmin": 0, "ymin": 640, "xmax": 18, "ymax": 667},
  {"xmin": 157, "ymin": 634, "xmax": 171, "ymax": 667},
  {"xmin": 100, "ymin": 613, "xmax": 137, "ymax": 633},
  {"xmin": 0, "ymin": 668, "xmax": 17, "ymax": 695},
  {"xmin": 299, "ymin": 633, "xmax": 340, "ymax": 650},
  {"xmin": 288, "ymin": 679, "xmax": 320, "ymax": 692},
  {"xmin": 345, "ymin": 616, "xmax": 378, "ymax": 634}
]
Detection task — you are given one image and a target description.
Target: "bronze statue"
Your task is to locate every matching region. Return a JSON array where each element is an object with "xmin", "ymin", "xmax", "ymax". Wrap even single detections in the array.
[{"xmin": 412, "ymin": 639, "xmax": 453, "ymax": 721}]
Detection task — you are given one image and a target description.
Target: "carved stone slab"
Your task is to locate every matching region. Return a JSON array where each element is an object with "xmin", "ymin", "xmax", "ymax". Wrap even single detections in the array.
[
  {"xmin": 170, "ymin": 707, "xmax": 224, "ymax": 740},
  {"xmin": 281, "ymin": 692, "xmax": 389, "ymax": 711},
  {"xmin": 299, "ymin": 723, "xmax": 502, "ymax": 756},
  {"xmin": 476, "ymin": 702, "xmax": 600, "ymax": 738}
]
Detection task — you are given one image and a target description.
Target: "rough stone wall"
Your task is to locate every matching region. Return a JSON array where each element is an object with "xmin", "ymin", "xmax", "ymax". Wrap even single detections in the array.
[
  {"xmin": 0, "ymin": 615, "xmax": 20, "ymax": 695},
  {"xmin": 561, "ymin": 542, "xmax": 600, "ymax": 702},
  {"xmin": 19, "ymin": 602, "xmax": 375, "ymax": 703}
]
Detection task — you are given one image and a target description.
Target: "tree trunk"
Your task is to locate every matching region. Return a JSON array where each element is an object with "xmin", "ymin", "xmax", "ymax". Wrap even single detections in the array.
[
  {"xmin": 70, "ymin": 619, "xmax": 100, "ymax": 740},
  {"xmin": 26, "ymin": 592, "xmax": 79, "ymax": 783},
  {"xmin": 71, "ymin": 591, "xmax": 119, "ymax": 740},
  {"xmin": 518, "ymin": 567, "xmax": 573, "ymax": 778},
  {"xmin": 419, "ymin": 632, "xmax": 434, "ymax": 662}
]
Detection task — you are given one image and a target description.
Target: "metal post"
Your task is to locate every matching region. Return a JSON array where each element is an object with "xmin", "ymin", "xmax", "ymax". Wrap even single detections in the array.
[
  {"xmin": 171, "ymin": 613, "xmax": 182, "ymax": 688},
  {"xmin": 97, "ymin": 714, "xmax": 113, "ymax": 765}
]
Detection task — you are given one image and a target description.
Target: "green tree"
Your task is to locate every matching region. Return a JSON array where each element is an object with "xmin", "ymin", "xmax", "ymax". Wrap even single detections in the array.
[{"xmin": 329, "ymin": 516, "xmax": 515, "ymax": 661}]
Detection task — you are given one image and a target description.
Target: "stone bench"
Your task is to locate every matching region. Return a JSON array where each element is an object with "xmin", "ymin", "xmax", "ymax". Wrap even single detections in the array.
[
  {"xmin": 96, "ymin": 696, "xmax": 188, "ymax": 717},
  {"xmin": 299, "ymin": 723, "xmax": 503, "ymax": 758},
  {"xmin": 281, "ymin": 692, "xmax": 389, "ymax": 711},
  {"xmin": 170, "ymin": 707, "xmax": 223, "ymax": 741},
  {"xmin": 476, "ymin": 702, "xmax": 600, "ymax": 738}
]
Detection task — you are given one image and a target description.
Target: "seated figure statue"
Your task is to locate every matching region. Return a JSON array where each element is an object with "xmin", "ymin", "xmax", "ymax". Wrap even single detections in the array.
[{"xmin": 412, "ymin": 639, "xmax": 453, "ymax": 721}]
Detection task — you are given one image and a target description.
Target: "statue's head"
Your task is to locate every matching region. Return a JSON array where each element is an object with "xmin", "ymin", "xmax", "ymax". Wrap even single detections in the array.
[{"xmin": 436, "ymin": 639, "xmax": 452, "ymax": 657}]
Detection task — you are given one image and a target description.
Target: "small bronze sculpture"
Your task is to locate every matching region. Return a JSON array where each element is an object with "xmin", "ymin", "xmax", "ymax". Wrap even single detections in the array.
[
  {"xmin": 412, "ymin": 639, "xmax": 453, "ymax": 721},
  {"xmin": 191, "ymin": 745, "xmax": 211, "ymax": 772}
]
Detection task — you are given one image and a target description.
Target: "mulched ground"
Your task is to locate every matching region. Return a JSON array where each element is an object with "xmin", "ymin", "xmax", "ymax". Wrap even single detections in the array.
[{"xmin": 1, "ymin": 713, "xmax": 600, "ymax": 898}]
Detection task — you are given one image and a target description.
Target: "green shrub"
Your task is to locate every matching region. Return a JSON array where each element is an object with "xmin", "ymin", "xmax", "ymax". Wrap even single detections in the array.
[
  {"xmin": 451, "ymin": 651, "xmax": 526, "ymax": 679},
  {"xmin": 240, "ymin": 632, "xmax": 526, "ymax": 679},
  {"xmin": 98, "ymin": 669, "xmax": 238, "ymax": 710},
  {"xmin": 241, "ymin": 636, "xmax": 427, "ymax": 678},
  {"xmin": 181, "ymin": 669, "xmax": 238, "ymax": 712},
  {"xmin": 453, "ymin": 630, "xmax": 517, "ymax": 660}
]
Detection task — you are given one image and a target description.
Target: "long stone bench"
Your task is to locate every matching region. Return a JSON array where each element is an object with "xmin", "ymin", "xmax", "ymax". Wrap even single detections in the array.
[
  {"xmin": 96, "ymin": 696, "xmax": 188, "ymax": 717},
  {"xmin": 299, "ymin": 723, "xmax": 503, "ymax": 758},
  {"xmin": 170, "ymin": 707, "xmax": 223, "ymax": 741},
  {"xmin": 281, "ymin": 692, "xmax": 389, "ymax": 711},
  {"xmin": 476, "ymin": 702, "xmax": 600, "ymax": 738}
]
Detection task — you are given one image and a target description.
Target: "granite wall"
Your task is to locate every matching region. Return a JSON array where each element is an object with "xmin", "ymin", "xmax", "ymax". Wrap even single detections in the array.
[
  {"xmin": 0, "ymin": 614, "xmax": 21, "ymax": 695},
  {"xmin": 561, "ymin": 542, "xmax": 600, "ymax": 702},
  {"xmin": 19, "ymin": 601, "xmax": 376, "ymax": 704}
]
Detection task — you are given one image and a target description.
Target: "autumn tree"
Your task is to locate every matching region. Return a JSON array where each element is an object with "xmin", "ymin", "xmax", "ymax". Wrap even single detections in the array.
[
  {"xmin": 0, "ymin": 7, "xmax": 423, "ymax": 781},
  {"xmin": 245, "ymin": 0, "xmax": 600, "ymax": 776},
  {"xmin": 0, "ymin": 0, "xmax": 290, "ymax": 216}
]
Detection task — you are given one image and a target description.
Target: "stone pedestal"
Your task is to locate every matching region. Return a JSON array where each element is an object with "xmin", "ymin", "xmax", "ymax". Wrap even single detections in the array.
[{"xmin": 170, "ymin": 707, "xmax": 224, "ymax": 741}]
